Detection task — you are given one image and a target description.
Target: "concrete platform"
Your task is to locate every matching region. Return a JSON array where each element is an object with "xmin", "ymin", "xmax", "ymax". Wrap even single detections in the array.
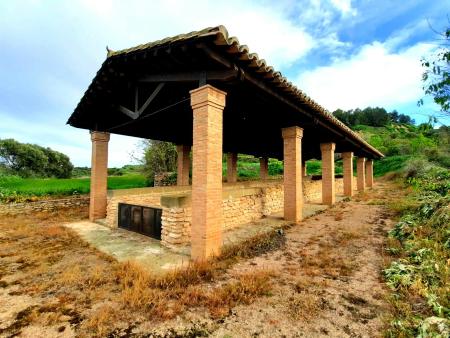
[{"xmin": 64, "ymin": 196, "xmax": 346, "ymax": 274}]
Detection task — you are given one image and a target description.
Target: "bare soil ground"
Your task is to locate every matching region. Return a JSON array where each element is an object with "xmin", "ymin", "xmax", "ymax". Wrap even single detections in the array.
[{"xmin": 0, "ymin": 181, "xmax": 401, "ymax": 337}]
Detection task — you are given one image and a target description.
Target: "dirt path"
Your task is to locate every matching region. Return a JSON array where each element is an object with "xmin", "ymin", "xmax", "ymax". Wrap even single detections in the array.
[
  {"xmin": 207, "ymin": 182, "xmax": 395, "ymax": 337},
  {"xmin": 0, "ymin": 182, "xmax": 398, "ymax": 337}
]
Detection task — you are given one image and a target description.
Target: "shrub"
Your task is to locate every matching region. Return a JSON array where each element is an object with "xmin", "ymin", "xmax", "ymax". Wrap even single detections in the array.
[
  {"xmin": 384, "ymin": 165, "xmax": 450, "ymax": 336},
  {"xmin": 403, "ymin": 158, "xmax": 433, "ymax": 179}
]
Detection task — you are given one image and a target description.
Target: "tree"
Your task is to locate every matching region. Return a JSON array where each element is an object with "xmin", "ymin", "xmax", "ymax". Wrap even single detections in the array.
[
  {"xmin": 142, "ymin": 140, "xmax": 177, "ymax": 183},
  {"xmin": 0, "ymin": 139, "xmax": 73, "ymax": 178},
  {"xmin": 41, "ymin": 147, "xmax": 73, "ymax": 178},
  {"xmin": 419, "ymin": 25, "xmax": 450, "ymax": 115},
  {"xmin": 333, "ymin": 106, "xmax": 400, "ymax": 127}
]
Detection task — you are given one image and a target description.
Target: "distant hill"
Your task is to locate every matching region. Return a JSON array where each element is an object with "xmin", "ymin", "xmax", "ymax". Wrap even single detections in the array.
[{"xmin": 354, "ymin": 123, "xmax": 450, "ymax": 176}]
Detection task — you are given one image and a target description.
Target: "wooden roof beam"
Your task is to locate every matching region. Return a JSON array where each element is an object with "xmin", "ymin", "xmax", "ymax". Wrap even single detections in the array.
[{"xmin": 138, "ymin": 69, "xmax": 238, "ymax": 83}]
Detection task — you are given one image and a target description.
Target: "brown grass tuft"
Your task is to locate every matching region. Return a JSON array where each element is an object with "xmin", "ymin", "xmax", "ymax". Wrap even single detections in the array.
[{"xmin": 287, "ymin": 292, "xmax": 321, "ymax": 320}]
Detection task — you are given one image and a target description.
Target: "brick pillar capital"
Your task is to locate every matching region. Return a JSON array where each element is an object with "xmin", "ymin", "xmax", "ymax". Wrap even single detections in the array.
[
  {"xmin": 342, "ymin": 151, "xmax": 353, "ymax": 159},
  {"xmin": 357, "ymin": 157, "xmax": 366, "ymax": 163},
  {"xmin": 90, "ymin": 131, "xmax": 110, "ymax": 142},
  {"xmin": 282, "ymin": 126, "xmax": 303, "ymax": 139},
  {"xmin": 320, "ymin": 142, "xmax": 336, "ymax": 152},
  {"xmin": 190, "ymin": 85, "xmax": 226, "ymax": 109}
]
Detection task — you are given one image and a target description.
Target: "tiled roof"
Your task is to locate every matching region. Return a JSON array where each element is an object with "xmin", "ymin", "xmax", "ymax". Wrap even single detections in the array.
[{"xmin": 108, "ymin": 26, "xmax": 383, "ymax": 158}]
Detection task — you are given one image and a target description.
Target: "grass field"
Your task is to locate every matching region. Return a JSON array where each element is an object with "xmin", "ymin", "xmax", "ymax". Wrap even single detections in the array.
[{"xmin": 0, "ymin": 174, "xmax": 148, "ymax": 199}]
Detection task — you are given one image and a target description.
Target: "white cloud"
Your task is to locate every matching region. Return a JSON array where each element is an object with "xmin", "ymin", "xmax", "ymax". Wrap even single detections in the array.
[
  {"xmin": 296, "ymin": 41, "xmax": 434, "ymax": 111},
  {"xmin": 329, "ymin": 0, "xmax": 357, "ymax": 16},
  {"xmin": 77, "ymin": 0, "xmax": 315, "ymax": 70}
]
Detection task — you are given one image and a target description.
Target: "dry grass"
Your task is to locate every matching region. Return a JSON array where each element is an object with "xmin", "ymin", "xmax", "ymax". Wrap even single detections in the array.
[
  {"xmin": 0, "ymin": 208, "xmax": 281, "ymax": 336},
  {"xmin": 288, "ymin": 292, "xmax": 322, "ymax": 320}
]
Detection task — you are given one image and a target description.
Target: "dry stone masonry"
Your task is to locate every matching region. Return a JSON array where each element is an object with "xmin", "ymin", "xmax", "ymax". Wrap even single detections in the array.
[
  {"xmin": 0, "ymin": 196, "xmax": 89, "ymax": 216},
  {"xmin": 103, "ymin": 178, "xmax": 345, "ymax": 251}
]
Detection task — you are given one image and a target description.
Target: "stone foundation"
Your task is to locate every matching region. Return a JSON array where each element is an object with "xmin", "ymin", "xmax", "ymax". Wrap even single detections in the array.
[
  {"xmin": 104, "ymin": 178, "xmax": 346, "ymax": 250},
  {"xmin": 0, "ymin": 196, "xmax": 90, "ymax": 216}
]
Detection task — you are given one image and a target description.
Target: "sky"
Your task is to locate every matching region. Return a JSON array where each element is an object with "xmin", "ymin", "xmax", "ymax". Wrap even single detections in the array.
[{"xmin": 0, "ymin": 0, "xmax": 449, "ymax": 167}]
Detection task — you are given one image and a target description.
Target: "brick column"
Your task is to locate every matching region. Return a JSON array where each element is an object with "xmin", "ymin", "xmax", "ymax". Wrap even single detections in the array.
[
  {"xmin": 176, "ymin": 145, "xmax": 191, "ymax": 186},
  {"xmin": 357, "ymin": 157, "xmax": 366, "ymax": 192},
  {"xmin": 227, "ymin": 153, "xmax": 238, "ymax": 183},
  {"xmin": 89, "ymin": 131, "xmax": 110, "ymax": 221},
  {"xmin": 365, "ymin": 159, "xmax": 374, "ymax": 188},
  {"xmin": 302, "ymin": 161, "xmax": 307, "ymax": 177},
  {"xmin": 282, "ymin": 126, "xmax": 303, "ymax": 223},
  {"xmin": 260, "ymin": 157, "xmax": 269, "ymax": 180},
  {"xmin": 320, "ymin": 143, "xmax": 336, "ymax": 205},
  {"xmin": 342, "ymin": 152, "xmax": 354, "ymax": 197},
  {"xmin": 190, "ymin": 85, "xmax": 226, "ymax": 260}
]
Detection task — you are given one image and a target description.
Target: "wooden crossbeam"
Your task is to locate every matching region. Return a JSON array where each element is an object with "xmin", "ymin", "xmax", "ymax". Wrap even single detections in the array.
[
  {"xmin": 138, "ymin": 69, "xmax": 238, "ymax": 83},
  {"xmin": 118, "ymin": 82, "xmax": 165, "ymax": 120}
]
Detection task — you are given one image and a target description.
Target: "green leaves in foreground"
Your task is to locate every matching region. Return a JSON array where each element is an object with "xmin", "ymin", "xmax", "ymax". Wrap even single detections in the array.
[{"xmin": 384, "ymin": 167, "xmax": 450, "ymax": 337}]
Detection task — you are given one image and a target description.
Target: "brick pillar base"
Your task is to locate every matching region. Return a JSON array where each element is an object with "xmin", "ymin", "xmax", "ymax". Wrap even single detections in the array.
[
  {"xmin": 190, "ymin": 85, "xmax": 226, "ymax": 260},
  {"xmin": 357, "ymin": 157, "xmax": 366, "ymax": 192},
  {"xmin": 365, "ymin": 159, "xmax": 374, "ymax": 188},
  {"xmin": 176, "ymin": 145, "xmax": 191, "ymax": 186},
  {"xmin": 260, "ymin": 157, "xmax": 269, "ymax": 180},
  {"xmin": 89, "ymin": 131, "xmax": 110, "ymax": 221},
  {"xmin": 342, "ymin": 152, "xmax": 354, "ymax": 197},
  {"xmin": 282, "ymin": 126, "xmax": 303, "ymax": 223},
  {"xmin": 321, "ymin": 143, "xmax": 336, "ymax": 205},
  {"xmin": 227, "ymin": 153, "xmax": 237, "ymax": 183}
]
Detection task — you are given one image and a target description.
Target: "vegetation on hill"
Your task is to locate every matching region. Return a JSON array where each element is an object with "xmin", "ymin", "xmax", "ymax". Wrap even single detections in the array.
[
  {"xmin": 72, "ymin": 164, "xmax": 143, "ymax": 178},
  {"xmin": 333, "ymin": 106, "xmax": 414, "ymax": 127},
  {"xmin": 355, "ymin": 123, "xmax": 450, "ymax": 176}
]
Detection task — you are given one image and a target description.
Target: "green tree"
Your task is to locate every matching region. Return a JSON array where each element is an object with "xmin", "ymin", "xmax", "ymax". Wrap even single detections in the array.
[
  {"xmin": 419, "ymin": 25, "xmax": 450, "ymax": 115},
  {"xmin": 142, "ymin": 140, "xmax": 177, "ymax": 183},
  {"xmin": 333, "ymin": 106, "xmax": 407, "ymax": 127},
  {"xmin": 41, "ymin": 147, "xmax": 73, "ymax": 178},
  {"xmin": 0, "ymin": 139, "xmax": 73, "ymax": 178}
]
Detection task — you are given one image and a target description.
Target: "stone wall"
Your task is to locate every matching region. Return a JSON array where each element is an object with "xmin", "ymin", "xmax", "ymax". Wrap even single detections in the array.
[
  {"xmin": 104, "ymin": 185, "xmax": 192, "ymax": 227},
  {"xmin": 0, "ymin": 196, "xmax": 89, "ymax": 216},
  {"xmin": 106, "ymin": 193, "xmax": 161, "ymax": 227},
  {"xmin": 161, "ymin": 206, "xmax": 192, "ymax": 249},
  {"xmin": 105, "ymin": 177, "xmax": 346, "ymax": 250}
]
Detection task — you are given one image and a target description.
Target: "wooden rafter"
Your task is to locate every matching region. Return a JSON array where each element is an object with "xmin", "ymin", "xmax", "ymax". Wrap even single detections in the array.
[{"xmin": 119, "ymin": 83, "xmax": 165, "ymax": 120}]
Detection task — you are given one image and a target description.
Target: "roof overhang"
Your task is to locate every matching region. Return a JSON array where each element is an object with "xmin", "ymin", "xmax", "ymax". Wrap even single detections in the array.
[{"xmin": 68, "ymin": 26, "xmax": 384, "ymax": 160}]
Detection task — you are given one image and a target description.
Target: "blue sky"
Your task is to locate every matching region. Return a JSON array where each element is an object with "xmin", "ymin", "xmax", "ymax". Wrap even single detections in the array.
[{"xmin": 0, "ymin": 0, "xmax": 449, "ymax": 167}]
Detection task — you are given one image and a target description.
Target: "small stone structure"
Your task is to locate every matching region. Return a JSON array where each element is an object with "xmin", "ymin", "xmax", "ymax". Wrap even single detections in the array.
[
  {"xmin": 0, "ymin": 196, "xmax": 90, "ymax": 216},
  {"xmin": 105, "ymin": 178, "xmax": 346, "ymax": 250}
]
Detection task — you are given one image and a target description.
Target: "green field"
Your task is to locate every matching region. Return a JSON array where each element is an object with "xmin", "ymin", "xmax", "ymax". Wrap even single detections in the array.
[{"xmin": 0, "ymin": 174, "xmax": 148, "ymax": 201}]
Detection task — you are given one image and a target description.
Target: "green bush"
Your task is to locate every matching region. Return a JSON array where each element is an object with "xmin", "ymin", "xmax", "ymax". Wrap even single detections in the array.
[
  {"xmin": 306, "ymin": 160, "xmax": 321, "ymax": 175},
  {"xmin": 384, "ymin": 165, "xmax": 450, "ymax": 336},
  {"xmin": 268, "ymin": 159, "xmax": 283, "ymax": 176}
]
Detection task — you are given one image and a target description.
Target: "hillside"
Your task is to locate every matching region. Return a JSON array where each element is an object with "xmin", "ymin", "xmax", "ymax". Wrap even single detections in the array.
[{"xmin": 355, "ymin": 123, "xmax": 450, "ymax": 176}]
